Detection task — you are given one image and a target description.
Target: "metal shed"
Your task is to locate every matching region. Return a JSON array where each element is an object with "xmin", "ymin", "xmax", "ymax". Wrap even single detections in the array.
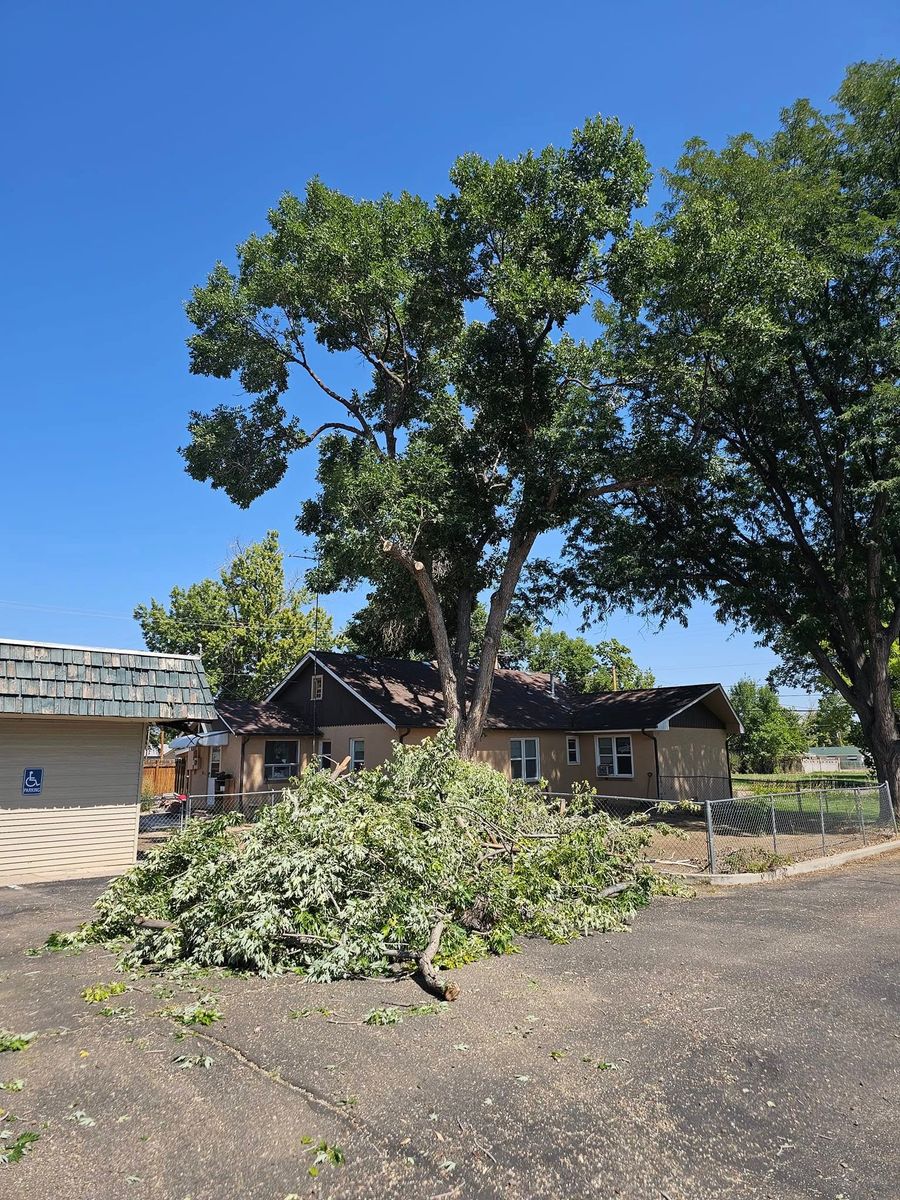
[{"xmin": 0, "ymin": 639, "xmax": 216, "ymax": 884}]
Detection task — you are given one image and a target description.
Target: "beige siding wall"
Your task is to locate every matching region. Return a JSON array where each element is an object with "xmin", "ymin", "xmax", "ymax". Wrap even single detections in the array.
[{"xmin": 0, "ymin": 717, "xmax": 144, "ymax": 884}]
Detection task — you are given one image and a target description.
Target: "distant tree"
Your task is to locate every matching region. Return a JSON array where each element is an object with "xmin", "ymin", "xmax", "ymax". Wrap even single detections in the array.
[
  {"xmin": 134, "ymin": 532, "xmax": 332, "ymax": 699},
  {"xmin": 804, "ymin": 690, "xmax": 855, "ymax": 748},
  {"xmin": 180, "ymin": 118, "xmax": 650, "ymax": 756},
  {"xmin": 566, "ymin": 61, "xmax": 900, "ymax": 811},
  {"xmin": 728, "ymin": 679, "xmax": 807, "ymax": 773},
  {"xmin": 512, "ymin": 630, "xmax": 654, "ymax": 692}
]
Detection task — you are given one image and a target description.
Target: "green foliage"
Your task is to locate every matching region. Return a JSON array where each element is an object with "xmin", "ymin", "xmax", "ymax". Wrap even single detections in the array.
[
  {"xmin": 134, "ymin": 531, "xmax": 332, "ymax": 699},
  {"xmin": 722, "ymin": 847, "xmax": 794, "ymax": 874},
  {"xmin": 0, "ymin": 1128, "xmax": 39, "ymax": 1165},
  {"xmin": 181, "ymin": 120, "xmax": 650, "ymax": 745},
  {"xmin": 728, "ymin": 679, "xmax": 807, "ymax": 773},
  {"xmin": 81, "ymin": 981, "xmax": 128, "ymax": 1004},
  {"xmin": 362, "ymin": 1007, "xmax": 404, "ymax": 1026},
  {"xmin": 43, "ymin": 928, "xmax": 90, "ymax": 953},
  {"xmin": 173, "ymin": 1055, "xmax": 214, "ymax": 1070},
  {"xmin": 566, "ymin": 60, "xmax": 900, "ymax": 801},
  {"xmin": 0, "ymin": 1032, "xmax": 34, "ymax": 1054},
  {"xmin": 804, "ymin": 690, "xmax": 856, "ymax": 748},
  {"xmin": 160, "ymin": 999, "xmax": 223, "ymax": 1027},
  {"xmin": 87, "ymin": 731, "xmax": 658, "ymax": 979},
  {"xmin": 509, "ymin": 630, "xmax": 654, "ymax": 692},
  {"xmin": 0, "ymin": 1081, "xmax": 24, "ymax": 1092},
  {"xmin": 301, "ymin": 1137, "xmax": 345, "ymax": 1177}
]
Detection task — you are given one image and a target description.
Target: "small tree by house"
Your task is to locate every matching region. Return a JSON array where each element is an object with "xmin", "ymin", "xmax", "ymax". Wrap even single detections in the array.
[{"xmin": 134, "ymin": 531, "xmax": 332, "ymax": 699}]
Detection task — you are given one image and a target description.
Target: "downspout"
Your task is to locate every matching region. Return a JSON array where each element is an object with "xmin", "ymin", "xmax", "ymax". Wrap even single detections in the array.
[
  {"xmin": 239, "ymin": 736, "xmax": 247, "ymax": 798},
  {"xmin": 725, "ymin": 738, "xmax": 734, "ymax": 799},
  {"xmin": 643, "ymin": 729, "xmax": 661, "ymax": 800}
]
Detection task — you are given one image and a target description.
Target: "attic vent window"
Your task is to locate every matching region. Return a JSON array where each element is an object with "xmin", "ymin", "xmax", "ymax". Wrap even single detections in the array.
[{"xmin": 311, "ymin": 674, "xmax": 324, "ymax": 701}]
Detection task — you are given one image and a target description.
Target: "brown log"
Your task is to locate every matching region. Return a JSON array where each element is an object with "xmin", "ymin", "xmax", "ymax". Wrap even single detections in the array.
[{"xmin": 416, "ymin": 920, "xmax": 460, "ymax": 1002}]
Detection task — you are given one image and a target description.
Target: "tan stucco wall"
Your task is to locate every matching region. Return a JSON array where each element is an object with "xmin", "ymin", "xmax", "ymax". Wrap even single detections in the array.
[
  {"xmin": 475, "ymin": 729, "xmax": 659, "ymax": 797},
  {"xmin": 0, "ymin": 716, "xmax": 144, "ymax": 884},
  {"xmin": 183, "ymin": 722, "xmax": 731, "ymax": 805},
  {"xmin": 655, "ymin": 727, "xmax": 730, "ymax": 799},
  {"xmin": 312, "ymin": 724, "xmax": 659, "ymax": 797}
]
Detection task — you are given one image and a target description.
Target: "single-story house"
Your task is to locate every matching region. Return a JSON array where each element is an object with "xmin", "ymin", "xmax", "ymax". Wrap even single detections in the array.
[
  {"xmin": 182, "ymin": 651, "xmax": 741, "ymax": 804},
  {"xmin": 802, "ymin": 745, "xmax": 866, "ymax": 772},
  {"xmin": 0, "ymin": 638, "xmax": 216, "ymax": 884}
]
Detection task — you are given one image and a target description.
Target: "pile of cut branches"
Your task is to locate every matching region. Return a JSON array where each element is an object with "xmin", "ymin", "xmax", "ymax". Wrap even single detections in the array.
[{"xmin": 89, "ymin": 731, "xmax": 667, "ymax": 993}]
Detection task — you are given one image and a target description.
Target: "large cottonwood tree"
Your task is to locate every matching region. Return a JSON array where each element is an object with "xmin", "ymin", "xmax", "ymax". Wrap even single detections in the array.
[
  {"xmin": 181, "ymin": 119, "xmax": 649, "ymax": 756},
  {"xmin": 567, "ymin": 62, "xmax": 900, "ymax": 808}
]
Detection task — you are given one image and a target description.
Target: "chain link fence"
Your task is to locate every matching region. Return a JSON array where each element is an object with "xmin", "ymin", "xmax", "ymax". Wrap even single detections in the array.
[
  {"xmin": 546, "ymin": 782, "xmax": 897, "ymax": 875},
  {"xmin": 139, "ymin": 781, "xmax": 898, "ymax": 875}
]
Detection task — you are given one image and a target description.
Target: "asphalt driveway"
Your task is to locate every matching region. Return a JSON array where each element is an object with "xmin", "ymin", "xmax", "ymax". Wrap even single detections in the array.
[{"xmin": 1, "ymin": 858, "xmax": 898, "ymax": 1200}]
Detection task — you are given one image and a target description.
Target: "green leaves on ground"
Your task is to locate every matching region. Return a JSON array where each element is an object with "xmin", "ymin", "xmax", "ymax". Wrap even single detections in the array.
[
  {"xmin": 87, "ymin": 730, "xmax": 658, "ymax": 980},
  {"xmin": 0, "ymin": 1129, "xmax": 39, "ymax": 1164},
  {"xmin": 159, "ymin": 999, "xmax": 223, "ymax": 1027},
  {"xmin": 300, "ymin": 1138, "xmax": 345, "ymax": 1177},
  {"xmin": 0, "ymin": 1032, "xmax": 35, "ymax": 1053},
  {"xmin": 82, "ymin": 981, "xmax": 128, "ymax": 1004}
]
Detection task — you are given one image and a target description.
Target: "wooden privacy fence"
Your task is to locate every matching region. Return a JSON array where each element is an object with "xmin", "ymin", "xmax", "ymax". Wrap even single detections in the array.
[{"xmin": 142, "ymin": 761, "xmax": 177, "ymax": 796}]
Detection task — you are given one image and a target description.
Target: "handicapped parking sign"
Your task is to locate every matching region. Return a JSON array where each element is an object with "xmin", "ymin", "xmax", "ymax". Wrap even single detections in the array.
[{"xmin": 22, "ymin": 768, "xmax": 43, "ymax": 796}]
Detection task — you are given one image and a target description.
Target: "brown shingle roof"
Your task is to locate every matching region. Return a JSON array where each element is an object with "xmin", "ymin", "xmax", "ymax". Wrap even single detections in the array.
[
  {"xmin": 310, "ymin": 652, "xmax": 727, "ymax": 732},
  {"xmin": 215, "ymin": 697, "xmax": 315, "ymax": 737}
]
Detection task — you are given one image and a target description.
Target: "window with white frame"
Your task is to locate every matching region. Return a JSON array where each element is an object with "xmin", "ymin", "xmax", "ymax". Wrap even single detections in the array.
[
  {"xmin": 264, "ymin": 740, "xmax": 299, "ymax": 781},
  {"xmin": 566, "ymin": 734, "xmax": 580, "ymax": 765},
  {"xmin": 510, "ymin": 737, "xmax": 540, "ymax": 782},
  {"xmin": 349, "ymin": 738, "xmax": 365, "ymax": 772},
  {"xmin": 319, "ymin": 738, "xmax": 332, "ymax": 769},
  {"xmin": 310, "ymin": 673, "xmax": 324, "ymax": 701},
  {"xmin": 595, "ymin": 735, "xmax": 633, "ymax": 778}
]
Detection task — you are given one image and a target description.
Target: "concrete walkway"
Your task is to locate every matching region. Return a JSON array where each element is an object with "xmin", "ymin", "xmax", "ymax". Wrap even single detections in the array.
[{"xmin": 1, "ymin": 857, "xmax": 898, "ymax": 1199}]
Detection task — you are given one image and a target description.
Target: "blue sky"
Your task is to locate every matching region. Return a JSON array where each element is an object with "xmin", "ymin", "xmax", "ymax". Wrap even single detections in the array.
[{"xmin": 1, "ymin": 1, "xmax": 895, "ymax": 706}]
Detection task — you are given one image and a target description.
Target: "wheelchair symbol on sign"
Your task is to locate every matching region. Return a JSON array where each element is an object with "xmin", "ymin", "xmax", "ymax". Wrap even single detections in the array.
[{"xmin": 22, "ymin": 768, "xmax": 43, "ymax": 795}]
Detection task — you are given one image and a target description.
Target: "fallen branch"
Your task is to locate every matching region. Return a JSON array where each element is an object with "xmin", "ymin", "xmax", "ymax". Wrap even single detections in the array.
[
  {"xmin": 597, "ymin": 881, "xmax": 631, "ymax": 899},
  {"xmin": 416, "ymin": 920, "xmax": 460, "ymax": 1002}
]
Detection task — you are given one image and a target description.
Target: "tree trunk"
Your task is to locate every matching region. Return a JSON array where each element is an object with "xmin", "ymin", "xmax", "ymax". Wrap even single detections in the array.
[
  {"xmin": 861, "ymin": 691, "xmax": 900, "ymax": 822},
  {"xmin": 456, "ymin": 527, "xmax": 539, "ymax": 759}
]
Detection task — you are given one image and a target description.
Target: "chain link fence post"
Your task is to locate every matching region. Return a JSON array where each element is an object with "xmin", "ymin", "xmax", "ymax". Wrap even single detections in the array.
[
  {"xmin": 887, "ymin": 783, "xmax": 898, "ymax": 837},
  {"xmin": 704, "ymin": 801, "xmax": 717, "ymax": 874},
  {"xmin": 770, "ymin": 795, "xmax": 778, "ymax": 855},
  {"xmin": 818, "ymin": 790, "xmax": 826, "ymax": 856},
  {"xmin": 856, "ymin": 790, "xmax": 867, "ymax": 846}
]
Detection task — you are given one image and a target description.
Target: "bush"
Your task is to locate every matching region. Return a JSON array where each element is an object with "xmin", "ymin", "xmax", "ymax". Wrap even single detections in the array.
[
  {"xmin": 721, "ymin": 846, "xmax": 794, "ymax": 874},
  {"xmin": 89, "ymin": 730, "xmax": 664, "ymax": 979}
]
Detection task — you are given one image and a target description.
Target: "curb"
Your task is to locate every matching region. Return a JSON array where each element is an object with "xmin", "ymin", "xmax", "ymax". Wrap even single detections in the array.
[{"xmin": 689, "ymin": 837, "xmax": 900, "ymax": 887}]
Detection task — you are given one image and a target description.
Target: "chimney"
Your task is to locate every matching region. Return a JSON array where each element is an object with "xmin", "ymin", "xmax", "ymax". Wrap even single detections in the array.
[{"xmin": 549, "ymin": 672, "xmax": 556, "ymax": 699}]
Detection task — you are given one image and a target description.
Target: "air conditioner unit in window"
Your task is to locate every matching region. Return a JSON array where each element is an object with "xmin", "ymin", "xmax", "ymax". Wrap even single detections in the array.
[{"xmin": 596, "ymin": 766, "xmax": 613, "ymax": 777}]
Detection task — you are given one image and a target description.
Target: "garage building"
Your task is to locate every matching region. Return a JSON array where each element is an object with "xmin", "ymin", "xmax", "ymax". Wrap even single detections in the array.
[{"xmin": 0, "ymin": 639, "xmax": 216, "ymax": 885}]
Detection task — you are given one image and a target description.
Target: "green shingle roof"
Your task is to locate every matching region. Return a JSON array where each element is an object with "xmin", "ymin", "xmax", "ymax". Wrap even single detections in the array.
[{"xmin": 0, "ymin": 640, "xmax": 217, "ymax": 722}]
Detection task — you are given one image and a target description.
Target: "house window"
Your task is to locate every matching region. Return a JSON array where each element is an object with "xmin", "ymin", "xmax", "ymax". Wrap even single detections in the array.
[
  {"xmin": 595, "ymin": 735, "xmax": 634, "ymax": 778},
  {"xmin": 566, "ymin": 735, "xmax": 580, "ymax": 765},
  {"xmin": 349, "ymin": 738, "xmax": 365, "ymax": 772},
  {"xmin": 510, "ymin": 737, "xmax": 540, "ymax": 782},
  {"xmin": 319, "ymin": 739, "xmax": 332, "ymax": 769},
  {"xmin": 209, "ymin": 746, "xmax": 222, "ymax": 776},
  {"xmin": 264, "ymin": 740, "xmax": 298, "ymax": 781},
  {"xmin": 310, "ymin": 673, "xmax": 324, "ymax": 701}
]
